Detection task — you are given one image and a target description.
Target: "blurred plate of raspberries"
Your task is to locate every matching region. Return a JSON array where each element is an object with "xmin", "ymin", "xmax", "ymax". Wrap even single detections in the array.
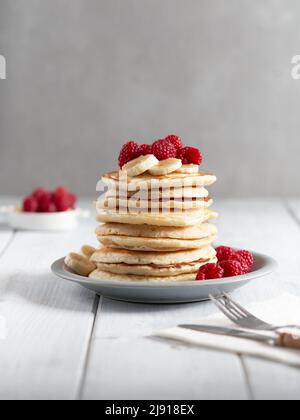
[{"xmin": 1, "ymin": 187, "xmax": 90, "ymax": 231}]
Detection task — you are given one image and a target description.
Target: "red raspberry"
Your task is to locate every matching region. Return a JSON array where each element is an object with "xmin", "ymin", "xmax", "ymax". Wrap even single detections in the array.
[
  {"xmin": 164, "ymin": 135, "xmax": 183, "ymax": 151},
  {"xmin": 32, "ymin": 188, "xmax": 50, "ymax": 202},
  {"xmin": 152, "ymin": 139, "xmax": 177, "ymax": 160},
  {"xmin": 216, "ymin": 246, "xmax": 236, "ymax": 262},
  {"xmin": 118, "ymin": 141, "xmax": 140, "ymax": 168},
  {"xmin": 196, "ymin": 271, "xmax": 206, "ymax": 281},
  {"xmin": 38, "ymin": 194, "xmax": 52, "ymax": 213},
  {"xmin": 68, "ymin": 193, "xmax": 77, "ymax": 209},
  {"xmin": 230, "ymin": 254, "xmax": 250, "ymax": 274},
  {"xmin": 235, "ymin": 250, "xmax": 254, "ymax": 269},
  {"xmin": 49, "ymin": 202, "xmax": 57, "ymax": 213},
  {"xmin": 23, "ymin": 196, "xmax": 38, "ymax": 213},
  {"xmin": 54, "ymin": 194, "xmax": 71, "ymax": 212},
  {"xmin": 137, "ymin": 144, "xmax": 152, "ymax": 156},
  {"xmin": 55, "ymin": 186, "xmax": 69, "ymax": 197},
  {"xmin": 204, "ymin": 263, "xmax": 224, "ymax": 280},
  {"xmin": 177, "ymin": 147, "xmax": 203, "ymax": 165},
  {"xmin": 196, "ymin": 263, "xmax": 224, "ymax": 281},
  {"xmin": 219, "ymin": 260, "xmax": 243, "ymax": 278}
]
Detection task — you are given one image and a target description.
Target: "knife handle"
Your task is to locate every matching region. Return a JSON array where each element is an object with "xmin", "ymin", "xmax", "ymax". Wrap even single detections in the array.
[{"xmin": 277, "ymin": 333, "xmax": 300, "ymax": 350}]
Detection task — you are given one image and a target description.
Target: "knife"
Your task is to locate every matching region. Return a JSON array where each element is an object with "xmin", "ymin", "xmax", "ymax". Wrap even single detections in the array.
[{"xmin": 179, "ymin": 325, "xmax": 300, "ymax": 349}]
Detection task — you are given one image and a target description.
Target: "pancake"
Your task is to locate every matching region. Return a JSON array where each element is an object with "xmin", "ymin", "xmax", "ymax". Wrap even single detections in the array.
[
  {"xmin": 91, "ymin": 246, "xmax": 216, "ymax": 265},
  {"xmin": 89, "ymin": 269, "xmax": 199, "ymax": 283},
  {"xmin": 97, "ymin": 197, "xmax": 213, "ymax": 212},
  {"xmin": 97, "ymin": 234, "xmax": 217, "ymax": 252},
  {"xmin": 96, "ymin": 257, "xmax": 217, "ymax": 277},
  {"xmin": 96, "ymin": 222, "xmax": 217, "ymax": 240},
  {"xmin": 104, "ymin": 187, "xmax": 209, "ymax": 200},
  {"xmin": 96, "ymin": 209, "xmax": 218, "ymax": 227},
  {"xmin": 102, "ymin": 171, "xmax": 217, "ymax": 189}
]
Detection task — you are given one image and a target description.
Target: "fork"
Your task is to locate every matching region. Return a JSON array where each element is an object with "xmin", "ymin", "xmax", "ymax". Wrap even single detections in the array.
[{"xmin": 209, "ymin": 293, "xmax": 300, "ymax": 333}]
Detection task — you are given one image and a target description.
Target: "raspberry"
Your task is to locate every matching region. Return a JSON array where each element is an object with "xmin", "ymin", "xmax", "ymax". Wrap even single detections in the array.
[
  {"xmin": 54, "ymin": 194, "xmax": 71, "ymax": 212},
  {"xmin": 49, "ymin": 202, "xmax": 57, "ymax": 213},
  {"xmin": 23, "ymin": 196, "xmax": 38, "ymax": 213},
  {"xmin": 152, "ymin": 139, "xmax": 177, "ymax": 160},
  {"xmin": 164, "ymin": 135, "xmax": 183, "ymax": 151},
  {"xmin": 69, "ymin": 193, "xmax": 77, "ymax": 209},
  {"xmin": 32, "ymin": 188, "xmax": 50, "ymax": 202},
  {"xmin": 196, "ymin": 263, "xmax": 224, "ymax": 281},
  {"xmin": 235, "ymin": 250, "xmax": 254, "ymax": 269},
  {"xmin": 177, "ymin": 147, "xmax": 203, "ymax": 165},
  {"xmin": 38, "ymin": 194, "xmax": 52, "ymax": 213},
  {"xmin": 230, "ymin": 254, "xmax": 250, "ymax": 274},
  {"xmin": 204, "ymin": 263, "xmax": 224, "ymax": 280},
  {"xmin": 118, "ymin": 141, "xmax": 140, "ymax": 168},
  {"xmin": 196, "ymin": 271, "xmax": 206, "ymax": 281},
  {"xmin": 219, "ymin": 260, "xmax": 243, "ymax": 278},
  {"xmin": 137, "ymin": 144, "xmax": 152, "ymax": 156},
  {"xmin": 55, "ymin": 186, "xmax": 69, "ymax": 197},
  {"xmin": 216, "ymin": 246, "xmax": 236, "ymax": 262}
]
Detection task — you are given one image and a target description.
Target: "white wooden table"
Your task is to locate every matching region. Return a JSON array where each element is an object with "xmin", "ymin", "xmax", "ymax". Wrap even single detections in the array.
[{"xmin": 0, "ymin": 197, "xmax": 300, "ymax": 400}]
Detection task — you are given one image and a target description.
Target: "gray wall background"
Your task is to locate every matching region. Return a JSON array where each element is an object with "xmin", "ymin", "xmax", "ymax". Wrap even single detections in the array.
[{"xmin": 0, "ymin": 0, "xmax": 300, "ymax": 197}]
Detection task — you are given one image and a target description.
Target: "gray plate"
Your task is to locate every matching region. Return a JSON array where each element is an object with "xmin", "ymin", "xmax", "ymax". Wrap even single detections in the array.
[{"xmin": 51, "ymin": 252, "xmax": 278, "ymax": 304}]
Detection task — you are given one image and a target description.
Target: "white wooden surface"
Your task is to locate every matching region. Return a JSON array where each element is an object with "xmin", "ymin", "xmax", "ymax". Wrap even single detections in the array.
[{"xmin": 0, "ymin": 197, "xmax": 300, "ymax": 400}]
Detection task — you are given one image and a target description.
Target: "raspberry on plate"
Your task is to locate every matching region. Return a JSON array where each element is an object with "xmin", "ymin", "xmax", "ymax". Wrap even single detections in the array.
[
  {"xmin": 216, "ymin": 246, "xmax": 235, "ymax": 262},
  {"xmin": 219, "ymin": 260, "xmax": 244, "ymax": 278},
  {"xmin": 38, "ymin": 194, "xmax": 52, "ymax": 213},
  {"xmin": 23, "ymin": 196, "xmax": 38, "ymax": 213},
  {"xmin": 164, "ymin": 135, "xmax": 183, "ymax": 151},
  {"xmin": 196, "ymin": 263, "xmax": 224, "ymax": 281},
  {"xmin": 32, "ymin": 188, "xmax": 50, "ymax": 201},
  {"xmin": 177, "ymin": 147, "xmax": 203, "ymax": 165},
  {"xmin": 196, "ymin": 271, "xmax": 206, "ymax": 281},
  {"xmin": 54, "ymin": 194, "xmax": 71, "ymax": 212},
  {"xmin": 235, "ymin": 250, "xmax": 254, "ymax": 269},
  {"xmin": 152, "ymin": 139, "xmax": 177, "ymax": 161},
  {"xmin": 231, "ymin": 254, "xmax": 250, "ymax": 274},
  {"xmin": 118, "ymin": 141, "xmax": 140, "ymax": 168}
]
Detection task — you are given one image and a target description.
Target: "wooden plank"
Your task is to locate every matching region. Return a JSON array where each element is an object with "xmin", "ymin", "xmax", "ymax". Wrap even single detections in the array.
[
  {"xmin": 82, "ymin": 199, "xmax": 300, "ymax": 400},
  {"xmin": 82, "ymin": 335, "xmax": 248, "ymax": 400},
  {"xmin": 0, "ymin": 202, "xmax": 99, "ymax": 399},
  {"xmin": 82, "ymin": 295, "xmax": 248, "ymax": 399},
  {"xmin": 243, "ymin": 358, "xmax": 300, "ymax": 400}
]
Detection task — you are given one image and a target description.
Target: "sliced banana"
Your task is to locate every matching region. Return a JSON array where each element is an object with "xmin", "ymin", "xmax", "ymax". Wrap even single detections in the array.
[
  {"xmin": 121, "ymin": 154, "xmax": 159, "ymax": 177},
  {"xmin": 175, "ymin": 164, "xmax": 199, "ymax": 174},
  {"xmin": 64, "ymin": 252, "xmax": 96, "ymax": 277},
  {"xmin": 148, "ymin": 158, "xmax": 182, "ymax": 176},
  {"xmin": 80, "ymin": 245, "xmax": 97, "ymax": 259}
]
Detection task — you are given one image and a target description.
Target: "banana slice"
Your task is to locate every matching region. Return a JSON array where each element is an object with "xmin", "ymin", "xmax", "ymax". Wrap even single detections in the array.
[
  {"xmin": 65, "ymin": 252, "xmax": 96, "ymax": 277},
  {"xmin": 80, "ymin": 245, "xmax": 96, "ymax": 259},
  {"xmin": 148, "ymin": 158, "xmax": 182, "ymax": 176},
  {"xmin": 175, "ymin": 164, "xmax": 199, "ymax": 174},
  {"xmin": 121, "ymin": 154, "xmax": 159, "ymax": 177}
]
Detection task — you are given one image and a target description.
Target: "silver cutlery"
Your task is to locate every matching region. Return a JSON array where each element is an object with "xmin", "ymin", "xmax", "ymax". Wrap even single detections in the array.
[
  {"xmin": 179, "ymin": 324, "xmax": 300, "ymax": 350},
  {"xmin": 209, "ymin": 293, "xmax": 300, "ymax": 333}
]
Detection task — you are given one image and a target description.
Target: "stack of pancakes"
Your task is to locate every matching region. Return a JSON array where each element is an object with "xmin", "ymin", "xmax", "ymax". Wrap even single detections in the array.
[{"xmin": 89, "ymin": 169, "xmax": 218, "ymax": 282}]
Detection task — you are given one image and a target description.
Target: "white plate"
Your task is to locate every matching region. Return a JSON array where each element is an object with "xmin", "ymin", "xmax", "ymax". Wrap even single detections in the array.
[
  {"xmin": 0, "ymin": 206, "xmax": 90, "ymax": 231},
  {"xmin": 51, "ymin": 252, "xmax": 277, "ymax": 304}
]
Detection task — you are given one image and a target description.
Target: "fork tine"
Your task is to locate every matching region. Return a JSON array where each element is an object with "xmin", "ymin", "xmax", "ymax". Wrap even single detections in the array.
[
  {"xmin": 210, "ymin": 294, "xmax": 243, "ymax": 319},
  {"xmin": 223, "ymin": 293, "xmax": 255, "ymax": 318},
  {"xmin": 209, "ymin": 294, "xmax": 241, "ymax": 323},
  {"xmin": 222, "ymin": 295, "xmax": 248, "ymax": 319}
]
